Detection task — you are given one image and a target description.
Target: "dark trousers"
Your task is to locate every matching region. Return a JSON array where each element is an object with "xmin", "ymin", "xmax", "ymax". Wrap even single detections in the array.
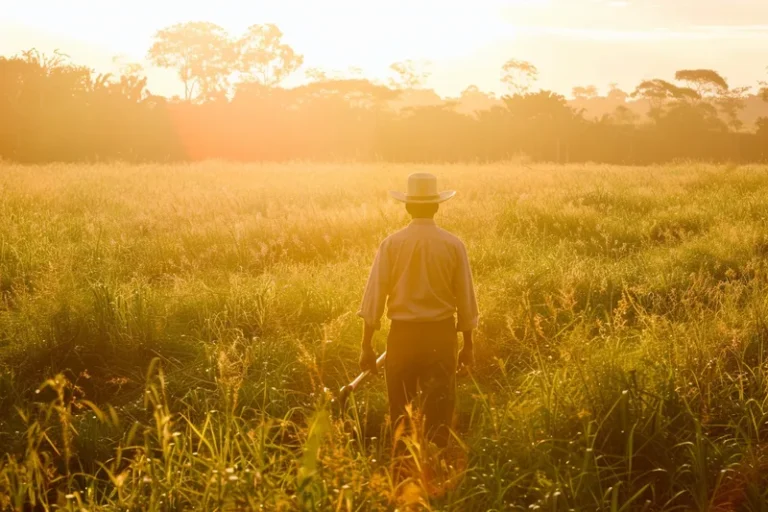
[{"xmin": 385, "ymin": 318, "xmax": 458, "ymax": 449}]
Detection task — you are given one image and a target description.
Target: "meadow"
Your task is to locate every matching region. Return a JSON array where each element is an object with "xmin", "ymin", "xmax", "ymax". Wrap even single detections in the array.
[{"xmin": 2, "ymin": 162, "xmax": 768, "ymax": 511}]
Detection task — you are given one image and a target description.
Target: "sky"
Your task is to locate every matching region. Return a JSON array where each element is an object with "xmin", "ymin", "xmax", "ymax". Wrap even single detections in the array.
[{"xmin": 1, "ymin": 0, "xmax": 767, "ymax": 98}]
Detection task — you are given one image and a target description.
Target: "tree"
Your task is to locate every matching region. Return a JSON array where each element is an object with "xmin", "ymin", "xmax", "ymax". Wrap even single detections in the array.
[
  {"xmin": 111, "ymin": 56, "xmax": 149, "ymax": 102},
  {"xmin": 388, "ymin": 60, "xmax": 431, "ymax": 89},
  {"xmin": 503, "ymin": 90, "xmax": 579, "ymax": 162},
  {"xmin": 760, "ymin": 67, "xmax": 768, "ymax": 102},
  {"xmin": 660, "ymin": 101, "xmax": 726, "ymax": 133},
  {"xmin": 757, "ymin": 117, "xmax": 768, "ymax": 139},
  {"xmin": 15, "ymin": 48, "xmax": 92, "ymax": 105},
  {"xmin": 674, "ymin": 69, "xmax": 728, "ymax": 97},
  {"xmin": 147, "ymin": 22, "xmax": 235, "ymax": 102},
  {"xmin": 503, "ymin": 90, "xmax": 574, "ymax": 120},
  {"xmin": 605, "ymin": 105, "xmax": 639, "ymax": 126},
  {"xmin": 237, "ymin": 24, "xmax": 303, "ymax": 87},
  {"xmin": 632, "ymin": 79, "xmax": 699, "ymax": 119},
  {"xmin": 717, "ymin": 86, "xmax": 750, "ymax": 131},
  {"xmin": 501, "ymin": 59, "xmax": 538, "ymax": 95},
  {"xmin": 455, "ymin": 85, "xmax": 499, "ymax": 115},
  {"xmin": 572, "ymin": 85, "xmax": 599, "ymax": 100},
  {"xmin": 607, "ymin": 83, "xmax": 629, "ymax": 103}
]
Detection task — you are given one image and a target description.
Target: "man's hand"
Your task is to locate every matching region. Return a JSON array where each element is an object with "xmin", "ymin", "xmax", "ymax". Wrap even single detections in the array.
[
  {"xmin": 457, "ymin": 345, "xmax": 475, "ymax": 371},
  {"xmin": 359, "ymin": 345, "xmax": 379, "ymax": 375},
  {"xmin": 359, "ymin": 323, "xmax": 379, "ymax": 374},
  {"xmin": 457, "ymin": 330, "xmax": 474, "ymax": 372}
]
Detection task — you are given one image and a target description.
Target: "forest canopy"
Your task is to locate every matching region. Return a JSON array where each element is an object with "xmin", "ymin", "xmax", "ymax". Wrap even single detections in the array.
[{"xmin": 2, "ymin": 22, "xmax": 768, "ymax": 164}]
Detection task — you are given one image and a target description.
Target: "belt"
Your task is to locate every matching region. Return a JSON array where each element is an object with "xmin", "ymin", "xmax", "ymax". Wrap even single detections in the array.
[{"xmin": 390, "ymin": 317, "xmax": 456, "ymax": 328}]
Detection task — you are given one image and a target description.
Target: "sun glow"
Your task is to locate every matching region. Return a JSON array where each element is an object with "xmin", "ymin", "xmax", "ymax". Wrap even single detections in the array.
[{"xmin": 2, "ymin": 0, "xmax": 767, "ymax": 97}]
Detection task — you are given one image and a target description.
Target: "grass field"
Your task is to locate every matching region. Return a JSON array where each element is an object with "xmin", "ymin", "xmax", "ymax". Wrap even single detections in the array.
[{"xmin": 3, "ymin": 162, "xmax": 768, "ymax": 510}]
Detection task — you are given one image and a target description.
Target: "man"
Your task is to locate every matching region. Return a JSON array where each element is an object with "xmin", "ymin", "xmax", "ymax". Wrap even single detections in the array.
[{"xmin": 357, "ymin": 172, "xmax": 479, "ymax": 449}]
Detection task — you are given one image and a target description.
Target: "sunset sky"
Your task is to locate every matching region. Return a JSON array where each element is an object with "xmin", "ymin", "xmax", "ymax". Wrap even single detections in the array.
[{"xmin": 2, "ymin": 0, "xmax": 767, "ymax": 98}]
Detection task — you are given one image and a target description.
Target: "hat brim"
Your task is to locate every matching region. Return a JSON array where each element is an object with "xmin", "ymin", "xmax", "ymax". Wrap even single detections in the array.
[{"xmin": 389, "ymin": 190, "xmax": 456, "ymax": 204}]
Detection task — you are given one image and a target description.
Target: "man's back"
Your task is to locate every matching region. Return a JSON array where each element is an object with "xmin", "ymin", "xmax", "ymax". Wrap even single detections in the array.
[{"xmin": 358, "ymin": 218, "xmax": 478, "ymax": 332}]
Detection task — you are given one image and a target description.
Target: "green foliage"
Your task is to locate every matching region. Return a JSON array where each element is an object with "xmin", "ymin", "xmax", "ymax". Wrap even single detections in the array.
[{"xmin": 3, "ymin": 163, "xmax": 768, "ymax": 509}]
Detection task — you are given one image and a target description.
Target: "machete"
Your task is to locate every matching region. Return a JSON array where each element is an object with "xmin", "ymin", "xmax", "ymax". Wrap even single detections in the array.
[{"xmin": 338, "ymin": 352, "xmax": 387, "ymax": 408}]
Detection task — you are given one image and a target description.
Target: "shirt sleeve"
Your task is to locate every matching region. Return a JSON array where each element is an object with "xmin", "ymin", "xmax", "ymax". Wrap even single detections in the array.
[
  {"xmin": 454, "ymin": 240, "xmax": 479, "ymax": 332},
  {"xmin": 357, "ymin": 240, "xmax": 390, "ymax": 330}
]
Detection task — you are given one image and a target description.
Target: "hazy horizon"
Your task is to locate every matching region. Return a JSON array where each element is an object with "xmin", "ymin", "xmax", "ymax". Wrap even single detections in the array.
[{"xmin": 2, "ymin": 0, "xmax": 767, "ymax": 99}]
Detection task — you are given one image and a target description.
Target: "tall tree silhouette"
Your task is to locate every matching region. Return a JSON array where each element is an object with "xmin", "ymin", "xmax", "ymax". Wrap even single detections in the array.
[
  {"xmin": 632, "ymin": 79, "xmax": 699, "ymax": 119},
  {"xmin": 674, "ymin": 69, "xmax": 728, "ymax": 97},
  {"xmin": 501, "ymin": 59, "xmax": 538, "ymax": 95},
  {"xmin": 236, "ymin": 24, "xmax": 303, "ymax": 87},
  {"xmin": 148, "ymin": 22, "xmax": 235, "ymax": 102},
  {"xmin": 673, "ymin": 69, "xmax": 750, "ymax": 130}
]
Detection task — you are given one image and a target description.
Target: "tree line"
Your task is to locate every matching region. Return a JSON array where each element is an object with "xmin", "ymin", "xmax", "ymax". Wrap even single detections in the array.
[{"xmin": 2, "ymin": 21, "xmax": 768, "ymax": 164}]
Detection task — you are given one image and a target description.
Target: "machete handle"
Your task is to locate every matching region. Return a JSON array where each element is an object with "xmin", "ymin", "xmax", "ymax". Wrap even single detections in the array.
[{"xmin": 339, "ymin": 352, "xmax": 387, "ymax": 407}]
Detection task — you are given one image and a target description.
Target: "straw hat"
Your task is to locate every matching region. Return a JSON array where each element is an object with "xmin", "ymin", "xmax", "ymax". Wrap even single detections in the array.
[{"xmin": 389, "ymin": 173, "xmax": 456, "ymax": 204}]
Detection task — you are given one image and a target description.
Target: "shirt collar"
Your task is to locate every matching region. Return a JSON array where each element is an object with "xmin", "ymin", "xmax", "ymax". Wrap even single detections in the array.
[{"xmin": 409, "ymin": 218, "xmax": 437, "ymax": 227}]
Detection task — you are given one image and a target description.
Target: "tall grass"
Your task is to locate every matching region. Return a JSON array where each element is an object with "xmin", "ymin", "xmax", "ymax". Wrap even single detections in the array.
[{"xmin": 2, "ymin": 162, "xmax": 768, "ymax": 510}]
